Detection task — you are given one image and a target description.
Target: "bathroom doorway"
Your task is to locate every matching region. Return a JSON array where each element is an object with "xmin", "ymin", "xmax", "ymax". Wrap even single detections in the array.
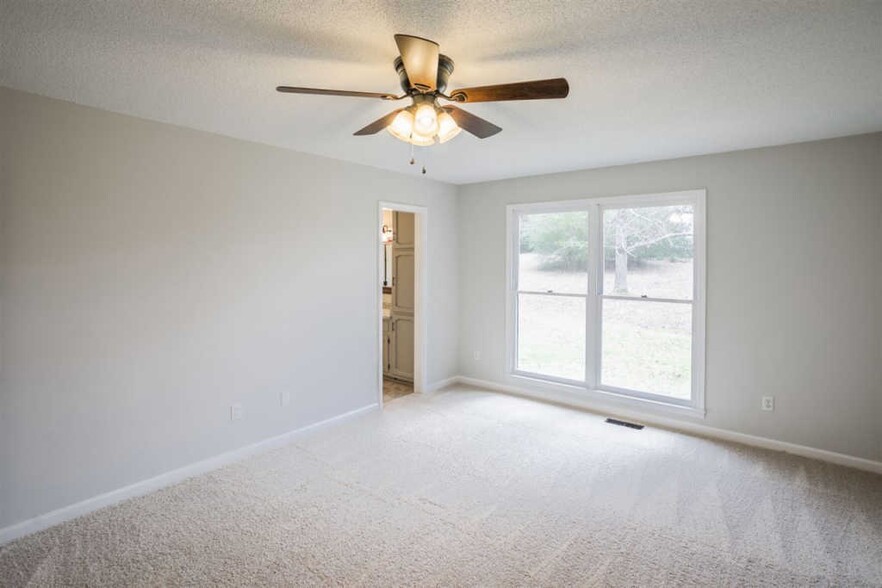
[{"xmin": 377, "ymin": 203, "xmax": 427, "ymax": 406}]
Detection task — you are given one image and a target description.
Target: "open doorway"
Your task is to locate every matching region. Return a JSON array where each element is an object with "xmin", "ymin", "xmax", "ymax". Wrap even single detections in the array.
[{"xmin": 378, "ymin": 203, "xmax": 427, "ymax": 406}]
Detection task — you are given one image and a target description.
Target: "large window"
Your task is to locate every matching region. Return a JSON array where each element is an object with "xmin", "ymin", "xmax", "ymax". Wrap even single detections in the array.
[{"xmin": 508, "ymin": 191, "xmax": 705, "ymax": 412}]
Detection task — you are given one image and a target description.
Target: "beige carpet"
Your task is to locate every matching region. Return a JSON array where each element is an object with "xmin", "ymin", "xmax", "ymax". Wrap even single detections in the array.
[{"xmin": 1, "ymin": 386, "xmax": 880, "ymax": 586}]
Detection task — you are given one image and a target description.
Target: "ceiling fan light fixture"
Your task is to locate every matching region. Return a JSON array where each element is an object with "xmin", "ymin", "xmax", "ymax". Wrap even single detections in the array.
[
  {"xmin": 437, "ymin": 110, "xmax": 461, "ymax": 144},
  {"xmin": 386, "ymin": 104, "xmax": 456, "ymax": 146}
]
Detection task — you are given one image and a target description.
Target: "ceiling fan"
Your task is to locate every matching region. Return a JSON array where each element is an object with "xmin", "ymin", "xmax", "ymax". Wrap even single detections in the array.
[{"xmin": 277, "ymin": 34, "xmax": 569, "ymax": 146}]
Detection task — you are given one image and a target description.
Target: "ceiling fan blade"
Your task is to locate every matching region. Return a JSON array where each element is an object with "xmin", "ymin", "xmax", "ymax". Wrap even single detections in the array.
[
  {"xmin": 394, "ymin": 34, "xmax": 439, "ymax": 91},
  {"xmin": 442, "ymin": 106, "xmax": 502, "ymax": 139},
  {"xmin": 353, "ymin": 109, "xmax": 405, "ymax": 136},
  {"xmin": 276, "ymin": 86, "xmax": 400, "ymax": 100},
  {"xmin": 448, "ymin": 78, "xmax": 569, "ymax": 103}
]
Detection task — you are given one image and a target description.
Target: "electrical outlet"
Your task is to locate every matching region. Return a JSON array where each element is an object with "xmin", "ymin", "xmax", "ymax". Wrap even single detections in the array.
[
  {"xmin": 230, "ymin": 403, "xmax": 244, "ymax": 421},
  {"xmin": 473, "ymin": 350, "xmax": 481, "ymax": 361},
  {"xmin": 761, "ymin": 396, "xmax": 775, "ymax": 411},
  {"xmin": 280, "ymin": 391, "xmax": 291, "ymax": 407}
]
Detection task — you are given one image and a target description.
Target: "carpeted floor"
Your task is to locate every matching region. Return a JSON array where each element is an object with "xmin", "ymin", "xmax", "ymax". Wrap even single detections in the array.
[{"xmin": 1, "ymin": 386, "xmax": 880, "ymax": 586}]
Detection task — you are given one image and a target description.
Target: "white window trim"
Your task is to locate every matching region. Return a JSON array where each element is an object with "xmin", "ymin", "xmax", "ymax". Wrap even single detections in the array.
[{"xmin": 505, "ymin": 189, "xmax": 707, "ymax": 417}]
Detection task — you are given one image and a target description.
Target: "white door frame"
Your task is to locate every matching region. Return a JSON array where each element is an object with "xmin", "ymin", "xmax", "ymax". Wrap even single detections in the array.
[{"xmin": 377, "ymin": 201, "xmax": 428, "ymax": 406}]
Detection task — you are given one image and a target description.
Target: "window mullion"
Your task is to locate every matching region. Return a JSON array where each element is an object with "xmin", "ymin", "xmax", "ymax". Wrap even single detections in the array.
[{"xmin": 585, "ymin": 203, "xmax": 602, "ymax": 389}]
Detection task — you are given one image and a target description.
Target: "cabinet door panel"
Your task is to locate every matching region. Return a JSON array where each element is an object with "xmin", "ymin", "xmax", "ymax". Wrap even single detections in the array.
[
  {"xmin": 393, "ymin": 211, "xmax": 415, "ymax": 247},
  {"xmin": 392, "ymin": 250, "xmax": 415, "ymax": 311},
  {"xmin": 391, "ymin": 316, "xmax": 414, "ymax": 380},
  {"xmin": 382, "ymin": 318, "xmax": 391, "ymax": 374}
]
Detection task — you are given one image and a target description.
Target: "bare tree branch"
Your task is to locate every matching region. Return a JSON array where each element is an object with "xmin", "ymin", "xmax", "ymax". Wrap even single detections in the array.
[{"xmin": 622, "ymin": 231, "xmax": 692, "ymax": 255}]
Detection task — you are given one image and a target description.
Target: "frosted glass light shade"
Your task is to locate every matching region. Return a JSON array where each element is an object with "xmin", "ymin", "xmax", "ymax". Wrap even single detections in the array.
[
  {"xmin": 413, "ymin": 103, "xmax": 439, "ymax": 136},
  {"xmin": 386, "ymin": 104, "xmax": 461, "ymax": 146},
  {"xmin": 437, "ymin": 111, "xmax": 461, "ymax": 143},
  {"xmin": 387, "ymin": 110, "xmax": 415, "ymax": 142}
]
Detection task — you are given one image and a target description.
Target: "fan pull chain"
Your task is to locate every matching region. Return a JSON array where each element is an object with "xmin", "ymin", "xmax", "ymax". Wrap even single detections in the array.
[
  {"xmin": 422, "ymin": 142, "xmax": 428, "ymax": 175},
  {"xmin": 406, "ymin": 141, "xmax": 427, "ymax": 175}
]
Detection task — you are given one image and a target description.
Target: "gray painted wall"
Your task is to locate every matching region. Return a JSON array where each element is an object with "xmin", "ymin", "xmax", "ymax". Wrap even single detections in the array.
[
  {"xmin": 0, "ymin": 87, "xmax": 459, "ymax": 528},
  {"xmin": 458, "ymin": 133, "xmax": 882, "ymax": 463}
]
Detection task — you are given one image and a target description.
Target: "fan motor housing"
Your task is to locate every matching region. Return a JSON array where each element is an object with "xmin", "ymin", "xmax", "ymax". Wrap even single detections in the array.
[{"xmin": 395, "ymin": 54, "xmax": 455, "ymax": 94}]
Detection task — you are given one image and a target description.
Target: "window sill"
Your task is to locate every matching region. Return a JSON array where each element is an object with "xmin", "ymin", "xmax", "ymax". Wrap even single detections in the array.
[{"xmin": 509, "ymin": 372, "xmax": 706, "ymax": 420}]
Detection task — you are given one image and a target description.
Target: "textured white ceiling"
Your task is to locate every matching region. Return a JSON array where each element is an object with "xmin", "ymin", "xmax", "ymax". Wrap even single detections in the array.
[{"xmin": 2, "ymin": 1, "xmax": 881, "ymax": 184}]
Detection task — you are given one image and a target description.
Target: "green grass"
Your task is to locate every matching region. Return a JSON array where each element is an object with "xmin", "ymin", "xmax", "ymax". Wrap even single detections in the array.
[
  {"xmin": 600, "ymin": 300, "xmax": 691, "ymax": 399},
  {"xmin": 517, "ymin": 255, "xmax": 693, "ymax": 398}
]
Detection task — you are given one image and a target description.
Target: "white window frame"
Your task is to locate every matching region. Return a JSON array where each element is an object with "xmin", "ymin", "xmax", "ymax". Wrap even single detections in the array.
[{"xmin": 505, "ymin": 189, "xmax": 706, "ymax": 416}]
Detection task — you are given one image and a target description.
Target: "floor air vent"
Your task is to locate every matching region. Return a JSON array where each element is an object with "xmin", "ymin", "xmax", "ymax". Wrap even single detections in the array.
[{"xmin": 605, "ymin": 418, "xmax": 644, "ymax": 430}]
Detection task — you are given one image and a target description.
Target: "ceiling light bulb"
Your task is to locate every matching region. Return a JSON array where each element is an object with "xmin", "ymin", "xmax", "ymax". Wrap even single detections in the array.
[
  {"xmin": 386, "ymin": 110, "xmax": 415, "ymax": 143},
  {"xmin": 413, "ymin": 103, "xmax": 439, "ymax": 136},
  {"xmin": 436, "ymin": 111, "xmax": 462, "ymax": 144}
]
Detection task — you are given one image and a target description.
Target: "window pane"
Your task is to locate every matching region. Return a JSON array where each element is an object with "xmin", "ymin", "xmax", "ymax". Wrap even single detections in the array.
[
  {"xmin": 601, "ymin": 299, "xmax": 692, "ymax": 399},
  {"xmin": 517, "ymin": 293, "xmax": 585, "ymax": 381},
  {"xmin": 519, "ymin": 211, "xmax": 588, "ymax": 294},
  {"xmin": 603, "ymin": 205, "xmax": 694, "ymax": 300}
]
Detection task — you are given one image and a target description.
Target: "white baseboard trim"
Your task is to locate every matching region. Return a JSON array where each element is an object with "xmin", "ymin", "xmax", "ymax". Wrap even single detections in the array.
[
  {"xmin": 425, "ymin": 376, "xmax": 459, "ymax": 393},
  {"xmin": 0, "ymin": 403, "xmax": 379, "ymax": 546},
  {"xmin": 4, "ymin": 376, "xmax": 879, "ymax": 546},
  {"xmin": 454, "ymin": 376, "xmax": 882, "ymax": 475}
]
